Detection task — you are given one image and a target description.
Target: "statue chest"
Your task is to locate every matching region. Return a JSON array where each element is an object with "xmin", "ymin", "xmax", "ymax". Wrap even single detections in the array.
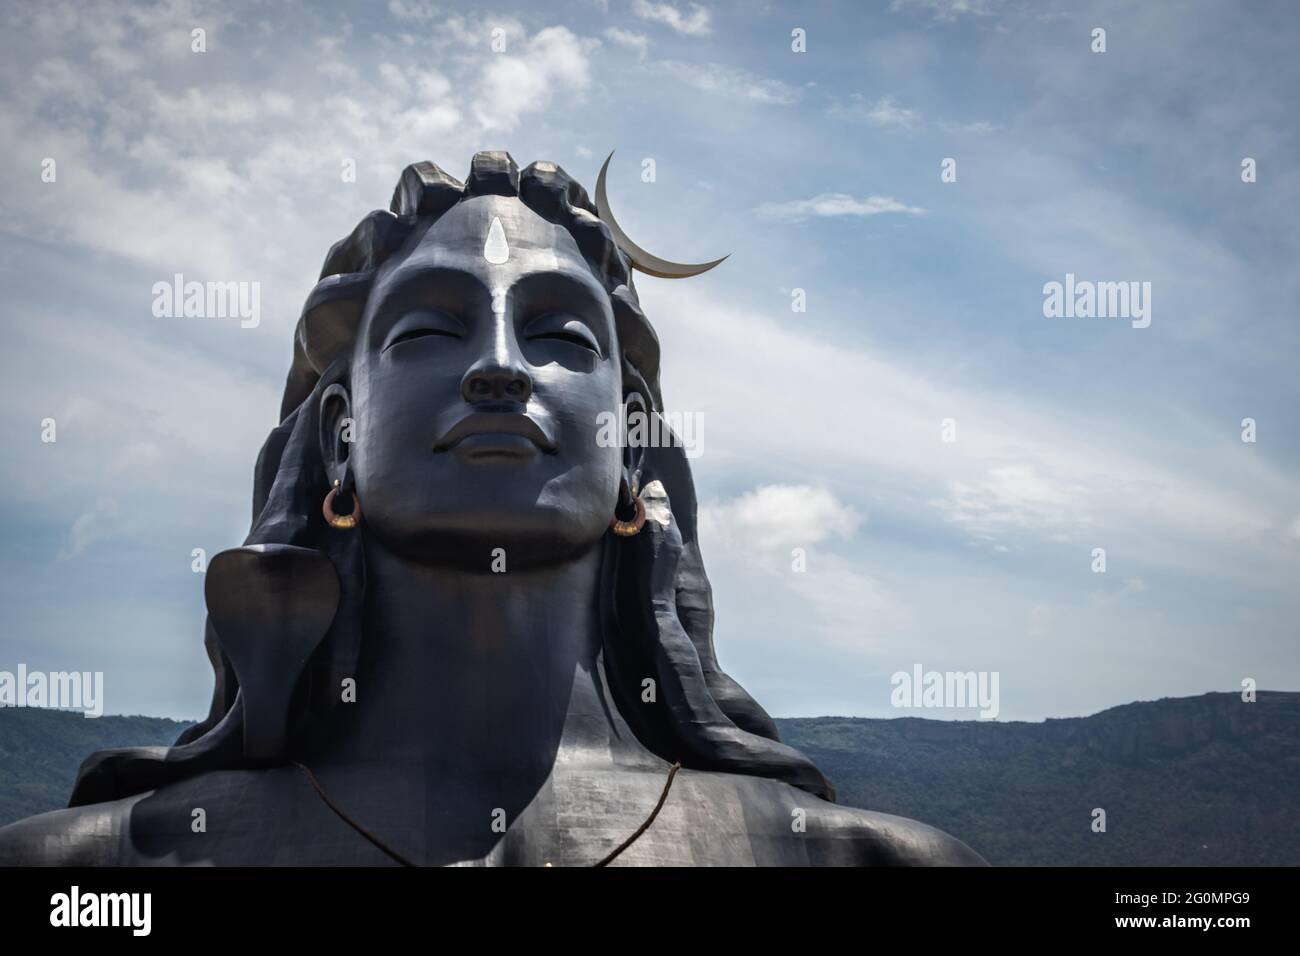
[{"xmin": 111, "ymin": 763, "xmax": 820, "ymax": 867}]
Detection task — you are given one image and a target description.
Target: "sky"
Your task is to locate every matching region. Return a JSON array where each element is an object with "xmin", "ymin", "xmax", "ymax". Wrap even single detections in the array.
[{"xmin": 0, "ymin": 0, "xmax": 1297, "ymax": 722}]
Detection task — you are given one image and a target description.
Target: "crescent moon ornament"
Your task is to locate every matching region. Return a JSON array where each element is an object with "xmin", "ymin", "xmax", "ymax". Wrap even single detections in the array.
[{"xmin": 595, "ymin": 152, "xmax": 729, "ymax": 279}]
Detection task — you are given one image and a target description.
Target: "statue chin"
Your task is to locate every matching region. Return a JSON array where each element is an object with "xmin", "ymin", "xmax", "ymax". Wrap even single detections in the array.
[
  {"xmin": 366, "ymin": 507, "xmax": 612, "ymax": 571},
  {"xmin": 358, "ymin": 473, "xmax": 618, "ymax": 571}
]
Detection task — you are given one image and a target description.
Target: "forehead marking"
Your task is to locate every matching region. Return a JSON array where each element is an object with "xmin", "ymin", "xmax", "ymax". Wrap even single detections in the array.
[{"xmin": 483, "ymin": 216, "xmax": 510, "ymax": 265}]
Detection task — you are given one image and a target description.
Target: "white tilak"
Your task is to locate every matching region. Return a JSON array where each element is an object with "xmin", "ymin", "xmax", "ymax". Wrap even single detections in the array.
[{"xmin": 483, "ymin": 216, "xmax": 509, "ymax": 264}]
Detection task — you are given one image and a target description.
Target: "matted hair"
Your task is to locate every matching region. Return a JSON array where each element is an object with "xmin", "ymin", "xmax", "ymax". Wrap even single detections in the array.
[{"xmin": 69, "ymin": 152, "xmax": 834, "ymax": 808}]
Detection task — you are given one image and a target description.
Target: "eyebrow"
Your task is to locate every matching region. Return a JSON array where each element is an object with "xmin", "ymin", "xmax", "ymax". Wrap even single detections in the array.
[
  {"xmin": 370, "ymin": 265, "xmax": 492, "ymax": 316},
  {"xmin": 511, "ymin": 268, "xmax": 610, "ymax": 313}
]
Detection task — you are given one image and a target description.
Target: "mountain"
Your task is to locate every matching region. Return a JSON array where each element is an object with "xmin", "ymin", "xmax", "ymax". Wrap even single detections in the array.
[
  {"xmin": 2, "ymin": 691, "xmax": 1296, "ymax": 865},
  {"xmin": 776, "ymin": 691, "xmax": 1300, "ymax": 865},
  {"xmin": 0, "ymin": 709, "xmax": 185, "ymax": 830}
]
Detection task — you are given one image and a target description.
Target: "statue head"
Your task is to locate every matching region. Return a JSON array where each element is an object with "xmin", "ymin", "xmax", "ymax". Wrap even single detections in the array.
[
  {"xmin": 68, "ymin": 152, "xmax": 836, "ymax": 808},
  {"xmin": 280, "ymin": 153, "xmax": 667, "ymax": 571}
]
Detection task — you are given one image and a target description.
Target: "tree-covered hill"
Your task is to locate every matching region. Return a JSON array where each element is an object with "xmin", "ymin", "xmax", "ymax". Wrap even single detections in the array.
[{"xmin": 777, "ymin": 691, "xmax": 1300, "ymax": 865}]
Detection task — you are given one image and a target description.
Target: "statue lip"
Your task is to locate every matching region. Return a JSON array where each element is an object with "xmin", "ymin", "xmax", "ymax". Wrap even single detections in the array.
[{"xmin": 433, "ymin": 410, "xmax": 557, "ymax": 454}]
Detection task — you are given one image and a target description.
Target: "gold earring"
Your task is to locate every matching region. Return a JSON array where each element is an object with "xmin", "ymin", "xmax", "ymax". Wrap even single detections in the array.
[
  {"xmin": 322, "ymin": 479, "xmax": 361, "ymax": 530},
  {"xmin": 610, "ymin": 493, "xmax": 646, "ymax": 537}
]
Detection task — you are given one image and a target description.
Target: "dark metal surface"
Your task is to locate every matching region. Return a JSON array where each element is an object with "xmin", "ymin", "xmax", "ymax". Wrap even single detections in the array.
[{"xmin": 0, "ymin": 153, "xmax": 986, "ymax": 867}]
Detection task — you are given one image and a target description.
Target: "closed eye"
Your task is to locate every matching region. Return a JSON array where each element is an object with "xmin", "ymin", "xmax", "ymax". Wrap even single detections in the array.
[
  {"xmin": 533, "ymin": 329, "xmax": 597, "ymax": 350},
  {"xmin": 383, "ymin": 310, "xmax": 465, "ymax": 352},
  {"xmin": 389, "ymin": 327, "xmax": 459, "ymax": 348},
  {"xmin": 524, "ymin": 315, "xmax": 601, "ymax": 355}
]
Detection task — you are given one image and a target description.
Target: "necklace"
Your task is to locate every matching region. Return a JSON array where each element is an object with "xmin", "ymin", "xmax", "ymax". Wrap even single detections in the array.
[{"xmin": 291, "ymin": 759, "xmax": 682, "ymax": 867}]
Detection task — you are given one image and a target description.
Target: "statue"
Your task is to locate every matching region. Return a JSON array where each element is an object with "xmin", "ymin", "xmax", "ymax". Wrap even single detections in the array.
[{"xmin": 0, "ymin": 153, "xmax": 985, "ymax": 866}]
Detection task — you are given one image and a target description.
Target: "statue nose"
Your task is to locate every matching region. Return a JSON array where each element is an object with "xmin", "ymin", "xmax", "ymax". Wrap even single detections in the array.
[{"xmin": 461, "ymin": 359, "xmax": 532, "ymax": 403}]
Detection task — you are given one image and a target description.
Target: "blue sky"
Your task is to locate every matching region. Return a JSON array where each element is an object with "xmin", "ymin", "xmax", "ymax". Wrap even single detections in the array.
[{"xmin": 1, "ymin": 0, "xmax": 1297, "ymax": 721}]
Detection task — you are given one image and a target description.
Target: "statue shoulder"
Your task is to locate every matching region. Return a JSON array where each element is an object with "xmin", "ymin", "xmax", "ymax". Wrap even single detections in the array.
[
  {"xmin": 0, "ymin": 795, "xmax": 147, "ymax": 866},
  {"xmin": 809, "ymin": 799, "xmax": 989, "ymax": 866},
  {"xmin": 0, "ymin": 768, "xmax": 309, "ymax": 866},
  {"xmin": 688, "ymin": 770, "xmax": 989, "ymax": 866}
]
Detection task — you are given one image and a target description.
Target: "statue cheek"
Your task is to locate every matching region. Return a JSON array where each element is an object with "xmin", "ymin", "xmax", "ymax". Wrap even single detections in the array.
[{"xmin": 593, "ymin": 440, "xmax": 623, "ymax": 493}]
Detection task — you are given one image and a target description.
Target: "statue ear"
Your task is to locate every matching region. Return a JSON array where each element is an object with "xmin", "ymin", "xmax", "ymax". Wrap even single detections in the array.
[
  {"xmin": 318, "ymin": 383, "xmax": 353, "ymax": 484},
  {"xmin": 622, "ymin": 390, "xmax": 649, "ymax": 494}
]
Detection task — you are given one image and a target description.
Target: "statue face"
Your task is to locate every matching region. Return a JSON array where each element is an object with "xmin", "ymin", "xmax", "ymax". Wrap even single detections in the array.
[{"xmin": 338, "ymin": 195, "xmax": 625, "ymax": 569}]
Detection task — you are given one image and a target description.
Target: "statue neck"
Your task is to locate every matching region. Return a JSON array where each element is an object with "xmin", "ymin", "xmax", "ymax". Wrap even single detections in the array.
[{"xmin": 321, "ymin": 538, "xmax": 651, "ymax": 777}]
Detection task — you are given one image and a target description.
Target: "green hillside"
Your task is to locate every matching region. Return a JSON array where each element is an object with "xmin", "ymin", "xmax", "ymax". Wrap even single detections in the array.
[
  {"xmin": 0, "ymin": 709, "xmax": 188, "ymax": 828},
  {"xmin": 777, "ymin": 691, "xmax": 1300, "ymax": 865}
]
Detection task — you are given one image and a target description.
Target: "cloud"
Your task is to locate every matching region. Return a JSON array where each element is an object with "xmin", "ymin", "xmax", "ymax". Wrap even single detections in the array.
[
  {"xmin": 433, "ymin": 13, "xmax": 527, "ymax": 50},
  {"xmin": 5, "ymin": 304, "xmax": 280, "ymax": 533},
  {"xmin": 474, "ymin": 26, "xmax": 596, "ymax": 131},
  {"xmin": 387, "ymin": 0, "xmax": 439, "ymax": 22},
  {"xmin": 699, "ymin": 484, "xmax": 863, "ymax": 555},
  {"xmin": 830, "ymin": 94, "xmax": 995, "ymax": 137},
  {"xmin": 694, "ymin": 488, "xmax": 907, "ymax": 678},
  {"xmin": 603, "ymin": 26, "xmax": 649, "ymax": 59},
  {"xmin": 642, "ymin": 279, "xmax": 1300, "ymax": 591},
  {"xmin": 938, "ymin": 119, "xmax": 997, "ymax": 134},
  {"xmin": 59, "ymin": 498, "xmax": 123, "ymax": 559},
  {"xmin": 633, "ymin": 0, "xmax": 711, "ymax": 37},
  {"xmin": 927, "ymin": 464, "xmax": 1089, "ymax": 541},
  {"xmin": 830, "ymin": 94, "xmax": 920, "ymax": 129},
  {"xmin": 889, "ymin": 0, "xmax": 1003, "ymax": 21},
  {"xmin": 655, "ymin": 60, "xmax": 800, "ymax": 105},
  {"xmin": 754, "ymin": 193, "xmax": 926, "ymax": 221}
]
